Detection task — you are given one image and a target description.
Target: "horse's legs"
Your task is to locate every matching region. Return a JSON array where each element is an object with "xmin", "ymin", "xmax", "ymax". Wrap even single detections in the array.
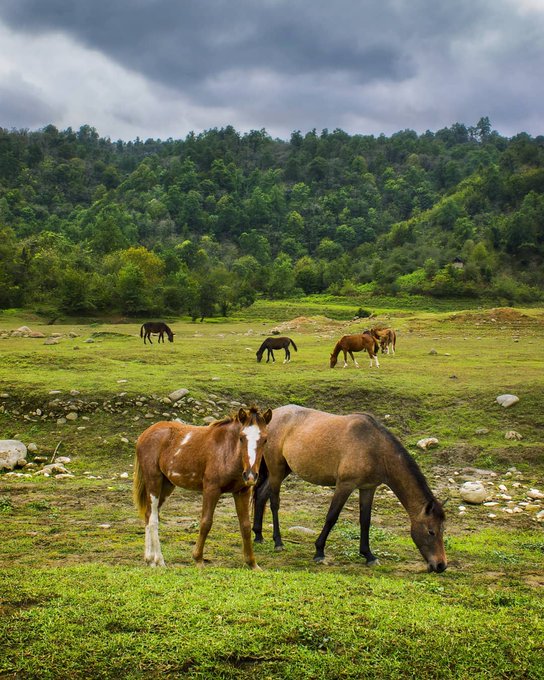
[
  {"xmin": 146, "ymin": 332, "xmax": 152, "ymax": 344},
  {"xmin": 192, "ymin": 485, "xmax": 221, "ymax": 566},
  {"xmin": 342, "ymin": 350, "xmax": 348, "ymax": 368},
  {"xmin": 271, "ymin": 349, "xmax": 275, "ymax": 363},
  {"xmin": 359, "ymin": 487, "xmax": 379, "ymax": 565},
  {"xmin": 347, "ymin": 350, "xmax": 359, "ymax": 367},
  {"xmin": 233, "ymin": 488, "xmax": 260, "ymax": 570},
  {"xmin": 144, "ymin": 491, "xmax": 165, "ymax": 567},
  {"xmin": 283, "ymin": 347, "xmax": 290, "ymax": 363},
  {"xmin": 266, "ymin": 348, "xmax": 271, "ymax": 363},
  {"xmin": 368, "ymin": 350, "xmax": 380, "ymax": 368},
  {"xmin": 252, "ymin": 477, "xmax": 271, "ymax": 543},
  {"xmin": 314, "ymin": 483, "xmax": 354, "ymax": 562}
]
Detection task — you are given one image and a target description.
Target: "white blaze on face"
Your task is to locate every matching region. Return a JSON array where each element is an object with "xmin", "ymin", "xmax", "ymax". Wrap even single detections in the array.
[{"xmin": 242, "ymin": 424, "xmax": 261, "ymax": 466}]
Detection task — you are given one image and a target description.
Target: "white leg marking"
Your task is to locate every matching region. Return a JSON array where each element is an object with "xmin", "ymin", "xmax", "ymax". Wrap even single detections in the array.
[
  {"xmin": 147, "ymin": 494, "xmax": 165, "ymax": 567},
  {"xmin": 242, "ymin": 424, "xmax": 261, "ymax": 466},
  {"xmin": 354, "ymin": 360, "xmax": 360, "ymax": 367}
]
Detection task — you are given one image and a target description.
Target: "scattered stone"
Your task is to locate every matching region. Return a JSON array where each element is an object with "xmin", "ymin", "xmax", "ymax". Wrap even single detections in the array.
[
  {"xmin": 29, "ymin": 331, "xmax": 46, "ymax": 338},
  {"xmin": 44, "ymin": 337, "xmax": 60, "ymax": 345},
  {"xmin": 0, "ymin": 440, "xmax": 27, "ymax": 471},
  {"xmin": 429, "ymin": 348, "xmax": 438, "ymax": 355},
  {"xmin": 17, "ymin": 326, "xmax": 32, "ymax": 333},
  {"xmin": 27, "ymin": 442, "xmax": 38, "ymax": 453},
  {"xmin": 536, "ymin": 510, "xmax": 544, "ymax": 522},
  {"xmin": 120, "ymin": 472, "xmax": 129, "ymax": 479},
  {"xmin": 68, "ymin": 332, "xmax": 80, "ymax": 338},
  {"xmin": 168, "ymin": 388, "xmax": 189, "ymax": 402},
  {"xmin": 203, "ymin": 416, "xmax": 216, "ymax": 424},
  {"xmin": 460, "ymin": 481, "xmax": 488, "ymax": 504},
  {"xmin": 496, "ymin": 394, "xmax": 519, "ymax": 408},
  {"xmin": 65, "ymin": 412, "xmax": 78, "ymax": 421},
  {"xmin": 505, "ymin": 430, "xmax": 522, "ymax": 440},
  {"xmin": 527, "ymin": 488, "xmax": 544, "ymax": 500},
  {"xmin": 120, "ymin": 437, "xmax": 129, "ymax": 444},
  {"xmin": 56, "ymin": 417, "xmax": 67, "ymax": 425},
  {"xmin": 287, "ymin": 526, "xmax": 317, "ymax": 536},
  {"xmin": 475, "ymin": 427, "xmax": 489, "ymax": 435},
  {"xmin": 56, "ymin": 457, "xmax": 71, "ymax": 464},
  {"xmin": 417, "ymin": 437, "xmax": 439, "ymax": 450},
  {"xmin": 84, "ymin": 338, "xmax": 95, "ymax": 343}
]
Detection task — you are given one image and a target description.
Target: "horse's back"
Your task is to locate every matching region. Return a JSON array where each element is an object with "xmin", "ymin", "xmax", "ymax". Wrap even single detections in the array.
[{"xmin": 268, "ymin": 405, "xmax": 383, "ymax": 486}]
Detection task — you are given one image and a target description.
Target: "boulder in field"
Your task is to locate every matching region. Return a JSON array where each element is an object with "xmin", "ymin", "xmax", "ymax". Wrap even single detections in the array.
[
  {"xmin": 459, "ymin": 481, "xmax": 487, "ymax": 504},
  {"xmin": 417, "ymin": 437, "xmax": 439, "ymax": 450},
  {"xmin": 168, "ymin": 388, "xmax": 189, "ymax": 402},
  {"xmin": 0, "ymin": 440, "xmax": 27, "ymax": 471},
  {"xmin": 496, "ymin": 394, "xmax": 519, "ymax": 408}
]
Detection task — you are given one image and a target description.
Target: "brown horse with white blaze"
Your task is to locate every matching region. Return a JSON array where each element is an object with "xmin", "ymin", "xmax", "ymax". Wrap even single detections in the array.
[
  {"xmin": 134, "ymin": 406, "xmax": 272, "ymax": 570},
  {"xmin": 252, "ymin": 405, "xmax": 447, "ymax": 573},
  {"xmin": 370, "ymin": 327, "xmax": 396, "ymax": 355},
  {"xmin": 330, "ymin": 332, "xmax": 380, "ymax": 368}
]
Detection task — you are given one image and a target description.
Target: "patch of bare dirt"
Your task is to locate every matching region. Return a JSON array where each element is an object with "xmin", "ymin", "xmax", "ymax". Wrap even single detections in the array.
[
  {"xmin": 448, "ymin": 308, "xmax": 544, "ymax": 327},
  {"xmin": 271, "ymin": 316, "xmax": 345, "ymax": 334}
]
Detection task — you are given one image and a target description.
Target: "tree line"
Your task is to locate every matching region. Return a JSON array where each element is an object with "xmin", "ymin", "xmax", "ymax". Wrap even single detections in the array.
[{"xmin": 0, "ymin": 117, "xmax": 543, "ymax": 317}]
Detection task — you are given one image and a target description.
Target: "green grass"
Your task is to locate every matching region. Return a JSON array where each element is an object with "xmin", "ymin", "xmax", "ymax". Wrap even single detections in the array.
[{"xmin": 1, "ymin": 301, "xmax": 543, "ymax": 678}]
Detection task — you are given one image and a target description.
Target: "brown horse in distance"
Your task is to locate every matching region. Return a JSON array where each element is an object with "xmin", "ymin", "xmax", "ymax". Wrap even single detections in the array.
[
  {"xmin": 329, "ymin": 332, "xmax": 379, "ymax": 368},
  {"xmin": 252, "ymin": 405, "xmax": 447, "ymax": 572},
  {"xmin": 256, "ymin": 336, "xmax": 298, "ymax": 363},
  {"xmin": 133, "ymin": 406, "xmax": 272, "ymax": 570},
  {"xmin": 140, "ymin": 322, "xmax": 174, "ymax": 344},
  {"xmin": 370, "ymin": 327, "xmax": 396, "ymax": 354}
]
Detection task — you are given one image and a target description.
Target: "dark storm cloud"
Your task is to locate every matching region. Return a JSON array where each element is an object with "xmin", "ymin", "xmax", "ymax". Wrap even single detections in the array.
[
  {"xmin": 0, "ymin": 76, "xmax": 61, "ymax": 129},
  {"xmin": 0, "ymin": 0, "xmax": 542, "ymax": 139}
]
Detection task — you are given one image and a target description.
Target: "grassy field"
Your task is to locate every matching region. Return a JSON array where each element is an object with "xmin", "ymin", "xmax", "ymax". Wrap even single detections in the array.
[{"xmin": 0, "ymin": 300, "xmax": 543, "ymax": 679}]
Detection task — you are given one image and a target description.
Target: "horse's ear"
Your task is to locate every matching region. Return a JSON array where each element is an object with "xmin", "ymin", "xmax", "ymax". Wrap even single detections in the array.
[
  {"xmin": 237, "ymin": 408, "xmax": 248, "ymax": 425},
  {"xmin": 263, "ymin": 408, "xmax": 273, "ymax": 424},
  {"xmin": 425, "ymin": 500, "xmax": 435, "ymax": 515}
]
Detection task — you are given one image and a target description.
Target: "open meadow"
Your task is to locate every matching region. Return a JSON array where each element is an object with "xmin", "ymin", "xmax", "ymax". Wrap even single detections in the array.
[{"xmin": 1, "ymin": 299, "xmax": 543, "ymax": 679}]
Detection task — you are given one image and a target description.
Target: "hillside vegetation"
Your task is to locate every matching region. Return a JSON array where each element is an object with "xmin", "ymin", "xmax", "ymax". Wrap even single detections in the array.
[{"xmin": 1, "ymin": 118, "xmax": 543, "ymax": 318}]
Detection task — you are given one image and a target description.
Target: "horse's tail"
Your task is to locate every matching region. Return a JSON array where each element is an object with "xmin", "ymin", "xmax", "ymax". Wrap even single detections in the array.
[
  {"xmin": 140, "ymin": 324, "xmax": 145, "ymax": 338},
  {"xmin": 290, "ymin": 339, "xmax": 298, "ymax": 352},
  {"xmin": 133, "ymin": 453, "xmax": 147, "ymax": 519},
  {"xmin": 372, "ymin": 337, "xmax": 379, "ymax": 355},
  {"xmin": 392, "ymin": 330, "xmax": 396, "ymax": 350}
]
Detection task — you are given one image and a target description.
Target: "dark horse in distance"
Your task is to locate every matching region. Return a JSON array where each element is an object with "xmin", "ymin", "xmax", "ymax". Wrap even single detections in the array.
[
  {"xmin": 252, "ymin": 404, "xmax": 447, "ymax": 572},
  {"xmin": 140, "ymin": 322, "xmax": 174, "ymax": 345},
  {"xmin": 256, "ymin": 337, "xmax": 298, "ymax": 363}
]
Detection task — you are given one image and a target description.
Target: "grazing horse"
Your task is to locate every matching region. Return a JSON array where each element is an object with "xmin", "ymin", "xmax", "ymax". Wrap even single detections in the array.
[
  {"xmin": 140, "ymin": 322, "xmax": 174, "ymax": 344},
  {"xmin": 252, "ymin": 405, "xmax": 447, "ymax": 572},
  {"xmin": 370, "ymin": 327, "xmax": 396, "ymax": 355},
  {"xmin": 329, "ymin": 333, "xmax": 379, "ymax": 368},
  {"xmin": 133, "ymin": 406, "xmax": 272, "ymax": 570},
  {"xmin": 256, "ymin": 336, "xmax": 298, "ymax": 364}
]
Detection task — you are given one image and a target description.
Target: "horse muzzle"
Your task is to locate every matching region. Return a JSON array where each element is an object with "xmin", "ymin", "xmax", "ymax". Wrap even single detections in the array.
[
  {"xmin": 427, "ymin": 560, "xmax": 447, "ymax": 573},
  {"xmin": 243, "ymin": 471, "xmax": 258, "ymax": 486}
]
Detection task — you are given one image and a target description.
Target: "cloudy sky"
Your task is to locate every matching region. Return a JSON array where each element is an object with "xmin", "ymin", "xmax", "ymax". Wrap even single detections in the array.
[{"xmin": 0, "ymin": 0, "xmax": 542, "ymax": 142}]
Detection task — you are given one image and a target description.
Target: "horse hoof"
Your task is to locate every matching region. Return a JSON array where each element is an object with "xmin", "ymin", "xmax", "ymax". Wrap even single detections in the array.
[
  {"xmin": 250, "ymin": 563, "xmax": 262, "ymax": 572},
  {"xmin": 366, "ymin": 558, "xmax": 380, "ymax": 567},
  {"xmin": 313, "ymin": 555, "xmax": 325, "ymax": 564},
  {"xmin": 274, "ymin": 544, "xmax": 284, "ymax": 552},
  {"xmin": 253, "ymin": 537, "xmax": 264, "ymax": 545}
]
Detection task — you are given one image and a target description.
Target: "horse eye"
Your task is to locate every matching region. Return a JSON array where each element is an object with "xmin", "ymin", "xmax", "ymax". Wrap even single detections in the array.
[{"xmin": 428, "ymin": 529, "xmax": 436, "ymax": 536}]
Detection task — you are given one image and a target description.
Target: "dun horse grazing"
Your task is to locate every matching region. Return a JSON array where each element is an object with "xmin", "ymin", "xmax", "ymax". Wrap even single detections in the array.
[
  {"xmin": 256, "ymin": 336, "xmax": 298, "ymax": 363},
  {"xmin": 140, "ymin": 322, "xmax": 174, "ymax": 345},
  {"xmin": 329, "ymin": 332, "xmax": 379, "ymax": 368},
  {"xmin": 134, "ymin": 406, "xmax": 272, "ymax": 570},
  {"xmin": 370, "ymin": 327, "xmax": 396, "ymax": 355},
  {"xmin": 253, "ymin": 405, "xmax": 447, "ymax": 572}
]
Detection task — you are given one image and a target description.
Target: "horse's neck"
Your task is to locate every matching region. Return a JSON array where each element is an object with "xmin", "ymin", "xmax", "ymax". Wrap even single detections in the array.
[
  {"xmin": 384, "ymin": 452, "xmax": 430, "ymax": 516},
  {"xmin": 332, "ymin": 342, "xmax": 341, "ymax": 358}
]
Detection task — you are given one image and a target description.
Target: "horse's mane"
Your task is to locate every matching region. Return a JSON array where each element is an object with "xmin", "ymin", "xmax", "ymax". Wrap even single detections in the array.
[
  {"xmin": 208, "ymin": 405, "xmax": 263, "ymax": 428},
  {"xmin": 361, "ymin": 413, "xmax": 439, "ymax": 507}
]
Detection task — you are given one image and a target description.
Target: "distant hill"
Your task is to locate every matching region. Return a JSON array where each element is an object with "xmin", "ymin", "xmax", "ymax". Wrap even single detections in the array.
[{"xmin": 0, "ymin": 118, "xmax": 542, "ymax": 316}]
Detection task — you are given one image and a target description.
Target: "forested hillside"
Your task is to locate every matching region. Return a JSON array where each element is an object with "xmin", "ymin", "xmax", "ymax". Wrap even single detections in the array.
[{"xmin": 1, "ymin": 118, "xmax": 543, "ymax": 317}]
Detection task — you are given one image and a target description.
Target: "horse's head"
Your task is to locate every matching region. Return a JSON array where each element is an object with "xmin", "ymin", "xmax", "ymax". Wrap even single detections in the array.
[
  {"xmin": 236, "ymin": 407, "xmax": 272, "ymax": 485},
  {"xmin": 256, "ymin": 350, "xmax": 263, "ymax": 363},
  {"xmin": 410, "ymin": 499, "xmax": 448, "ymax": 573},
  {"xmin": 167, "ymin": 332, "xmax": 175, "ymax": 343},
  {"xmin": 329, "ymin": 354, "xmax": 337, "ymax": 368}
]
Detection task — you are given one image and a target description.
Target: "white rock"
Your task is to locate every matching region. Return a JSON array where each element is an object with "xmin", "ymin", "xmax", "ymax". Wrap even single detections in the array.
[
  {"xmin": 416, "ymin": 437, "xmax": 439, "ymax": 450},
  {"xmin": 536, "ymin": 510, "xmax": 544, "ymax": 521},
  {"xmin": 27, "ymin": 442, "xmax": 38, "ymax": 453},
  {"xmin": 168, "ymin": 388, "xmax": 189, "ymax": 402},
  {"xmin": 120, "ymin": 472, "xmax": 129, "ymax": 479},
  {"xmin": 527, "ymin": 488, "xmax": 544, "ymax": 500},
  {"xmin": 496, "ymin": 394, "xmax": 519, "ymax": 408},
  {"xmin": 505, "ymin": 430, "xmax": 522, "ymax": 440},
  {"xmin": 44, "ymin": 337, "xmax": 59, "ymax": 345},
  {"xmin": 287, "ymin": 526, "xmax": 318, "ymax": 536},
  {"xmin": 56, "ymin": 456, "xmax": 71, "ymax": 464},
  {"xmin": 460, "ymin": 481, "xmax": 488, "ymax": 504},
  {"xmin": 0, "ymin": 440, "xmax": 27, "ymax": 471},
  {"xmin": 65, "ymin": 412, "xmax": 78, "ymax": 421}
]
